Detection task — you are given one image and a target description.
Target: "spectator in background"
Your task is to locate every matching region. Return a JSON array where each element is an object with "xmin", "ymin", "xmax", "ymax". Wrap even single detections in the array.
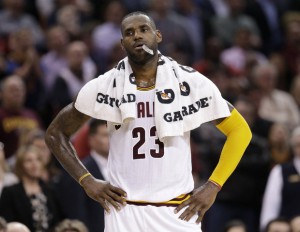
[
  {"xmin": 148, "ymin": 0, "xmax": 194, "ymax": 65},
  {"xmin": 40, "ymin": 26, "xmax": 69, "ymax": 94},
  {"xmin": 60, "ymin": 0, "xmax": 93, "ymax": 22},
  {"xmin": 0, "ymin": 141, "xmax": 18, "ymax": 196},
  {"xmin": 268, "ymin": 123, "xmax": 292, "ymax": 166},
  {"xmin": 4, "ymin": 28, "xmax": 44, "ymax": 111},
  {"xmin": 245, "ymin": 0, "xmax": 283, "ymax": 55},
  {"xmin": 205, "ymin": 64, "xmax": 235, "ymax": 102},
  {"xmin": 211, "ymin": 0, "xmax": 260, "ymax": 48},
  {"xmin": 22, "ymin": 129, "xmax": 60, "ymax": 183},
  {"xmin": 37, "ymin": 0, "xmax": 92, "ymax": 29},
  {"xmin": 91, "ymin": 0, "xmax": 126, "ymax": 73},
  {"xmin": 192, "ymin": 37, "xmax": 245, "ymax": 101},
  {"xmin": 281, "ymin": 12, "xmax": 300, "ymax": 89},
  {"xmin": 290, "ymin": 215, "xmax": 300, "ymax": 232},
  {"xmin": 52, "ymin": 0, "xmax": 93, "ymax": 41},
  {"xmin": 48, "ymin": 41, "xmax": 96, "ymax": 117},
  {"xmin": 0, "ymin": 75, "xmax": 41, "ymax": 162},
  {"xmin": 224, "ymin": 220, "xmax": 247, "ymax": 232},
  {"xmin": 234, "ymin": 95, "xmax": 272, "ymax": 141},
  {"xmin": 251, "ymin": 63, "xmax": 300, "ymax": 130},
  {"xmin": 56, "ymin": 5, "xmax": 82, "ymax": 40},
  {"xmin": 220, "ymin": 25, "xmax": 267, "ymax": 78},
  {"xmin": 0, "ymin": 0, "xmax": 44, "ymax": 47},
  {"xmin": 6, "ymin": 222, "xmax": 30, "ymax": 232},
  {"xmin": 84, "ymin": 119, "xmax": 109, "ymax": 183},
  {"xmin": 175, "ymin": 0, "xmax": 210, "ymax": 62},
  {"xmin": 242, "ymin": 85, "xmax": 273, "ymax": 140},
  {"xmin": 56, "ymin": 119, "xmax": 108, "ymax": 232},
  {"xmin": 35, "ymin": 0, "xmax": 56, "ymax": 28},
  {"xmin": 260, "ymin": 126, "xmax": 300, "ymax": 231},
  {"xmin": 40, "ymin": 26, "xmax": 70, "ymax": 126},
  {"xmin": 0, "ymin": 145, "xmax": 64, "ymax": 232},
  {"xmin": 265, "ymin": 218, "xmax": 291, "ymax": 232},
  {"xmin": 54, "ymin": 219, "xmax": 88, "ymax": 232},
  {"xmin": 193, "ymin": 36, "xmax": 224, "ymax": 75}
]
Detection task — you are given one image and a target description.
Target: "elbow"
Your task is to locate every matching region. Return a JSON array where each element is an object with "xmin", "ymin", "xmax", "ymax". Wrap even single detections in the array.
[{"xmin": 45, "ymin": 125, "xmax": 57, "ymax": 150}]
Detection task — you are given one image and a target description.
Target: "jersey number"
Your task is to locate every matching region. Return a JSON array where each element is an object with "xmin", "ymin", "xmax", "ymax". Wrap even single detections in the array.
[{"xmin": 132, "ymin": 126, "xmax": 164, "ymax": 159}]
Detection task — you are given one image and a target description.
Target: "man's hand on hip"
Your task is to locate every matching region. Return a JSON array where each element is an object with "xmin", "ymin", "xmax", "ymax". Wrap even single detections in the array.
[
  {"xmin": 81, "ymin": 176, "xmax": 127, "ymax": 213},
  {"xmin": 174, "ymin": 181, "xmax": 220, "ymax": 224}
]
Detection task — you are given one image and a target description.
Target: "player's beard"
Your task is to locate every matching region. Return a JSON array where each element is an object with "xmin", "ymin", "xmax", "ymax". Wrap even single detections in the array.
[{"xmin": 127, "ymin": 44, "xmax": 158, "ymax": 65}]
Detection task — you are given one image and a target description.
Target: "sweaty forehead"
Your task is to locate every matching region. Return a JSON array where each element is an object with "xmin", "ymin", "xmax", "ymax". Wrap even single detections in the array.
[{"xmin": 121, "ymin": 15, "xmax": 154, "ymax": 31}]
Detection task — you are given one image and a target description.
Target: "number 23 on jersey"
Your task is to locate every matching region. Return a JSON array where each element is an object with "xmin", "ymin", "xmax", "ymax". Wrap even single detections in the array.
[{"xmin": 132, "ymin": 126, "xmax": 164, "ymax": 159}]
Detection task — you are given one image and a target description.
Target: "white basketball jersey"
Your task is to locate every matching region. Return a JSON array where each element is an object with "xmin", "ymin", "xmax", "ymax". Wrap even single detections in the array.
[{"xmin": 107, "ymin": 87, "xmax": 194, "ymax": 202}]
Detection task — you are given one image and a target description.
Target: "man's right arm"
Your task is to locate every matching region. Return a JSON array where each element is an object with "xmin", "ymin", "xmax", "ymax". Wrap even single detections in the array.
[
  {"xmin": 45, "ymin": 103, "xmax": 91, "ymax": 181},
  {"xmin": 45, "ymin": 103, "xmax": 127, "ymax": 212}
]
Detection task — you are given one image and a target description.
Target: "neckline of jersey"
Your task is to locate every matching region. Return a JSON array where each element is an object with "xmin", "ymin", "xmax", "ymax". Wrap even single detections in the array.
[{"xmin": 136, "ymin": 85, "xmax": 155, "ymax": 91}]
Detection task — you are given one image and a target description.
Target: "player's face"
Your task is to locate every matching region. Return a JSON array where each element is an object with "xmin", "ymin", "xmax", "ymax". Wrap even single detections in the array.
[{"xmin": 121, "ymin": 15, "xmax": 162, "ymax": 64}]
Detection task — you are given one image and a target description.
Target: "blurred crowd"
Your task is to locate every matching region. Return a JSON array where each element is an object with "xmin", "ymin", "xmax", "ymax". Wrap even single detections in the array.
[{"xmin": 0, "ymin": 0, "xmax": 300, "ymax": 231}]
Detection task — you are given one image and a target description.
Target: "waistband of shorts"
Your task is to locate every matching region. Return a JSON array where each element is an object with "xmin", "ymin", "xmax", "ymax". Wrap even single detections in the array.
[{"xmin": 126, "ymin": 192, "xmax": 192, "ymax": 207}]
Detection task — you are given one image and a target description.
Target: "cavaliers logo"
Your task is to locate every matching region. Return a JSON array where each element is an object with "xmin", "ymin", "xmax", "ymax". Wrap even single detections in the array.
[
  {"xmin": 156, "ymin": 89, "xmax": 175, "ymax": 104},
  {"xmin": 179, "ymin": 82, "xmax": 190, "ymax": 96}
]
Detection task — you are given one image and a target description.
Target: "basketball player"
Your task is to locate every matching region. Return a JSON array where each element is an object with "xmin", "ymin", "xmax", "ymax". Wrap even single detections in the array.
[{"xmin": 45, "ymin": 12, "xmax": 252, "ymax": 231}]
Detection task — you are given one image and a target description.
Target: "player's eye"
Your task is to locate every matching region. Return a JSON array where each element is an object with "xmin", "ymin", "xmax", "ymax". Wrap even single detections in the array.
[{"xmin": 125, "ymin": 30, "xmax": 134, "ymax": 36}]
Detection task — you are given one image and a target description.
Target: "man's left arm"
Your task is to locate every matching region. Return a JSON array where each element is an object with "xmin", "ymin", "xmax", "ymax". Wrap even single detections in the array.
[{"xmin": 175, "ymin": 103, "xmax": 252, "ymax": 223}]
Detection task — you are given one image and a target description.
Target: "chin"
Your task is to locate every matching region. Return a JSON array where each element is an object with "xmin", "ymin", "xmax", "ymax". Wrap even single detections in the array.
[{"xmin": 129, "ymin": 53, "xmax": 153, "ymax": 65}]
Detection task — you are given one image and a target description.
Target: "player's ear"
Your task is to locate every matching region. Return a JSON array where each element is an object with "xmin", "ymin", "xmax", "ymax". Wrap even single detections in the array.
[
  {"xmin": 120, "ymin": 39, "xmax": 124, "ymax": 50},
  {"xmin": 156, "ymin": 30, "xmax": 162, "ymax": 44}
]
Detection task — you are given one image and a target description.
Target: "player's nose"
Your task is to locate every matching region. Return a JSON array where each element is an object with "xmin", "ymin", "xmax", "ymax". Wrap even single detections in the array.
[{"xmin": 133, "ymin": 30, "xmax": 143, "ymax": 40}]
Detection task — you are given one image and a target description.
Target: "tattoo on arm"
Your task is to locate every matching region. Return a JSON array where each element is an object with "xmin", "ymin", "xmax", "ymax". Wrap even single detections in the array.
[{"xmin": 45, "ymin": 103, "xmax": 91, "ymax": 181}]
